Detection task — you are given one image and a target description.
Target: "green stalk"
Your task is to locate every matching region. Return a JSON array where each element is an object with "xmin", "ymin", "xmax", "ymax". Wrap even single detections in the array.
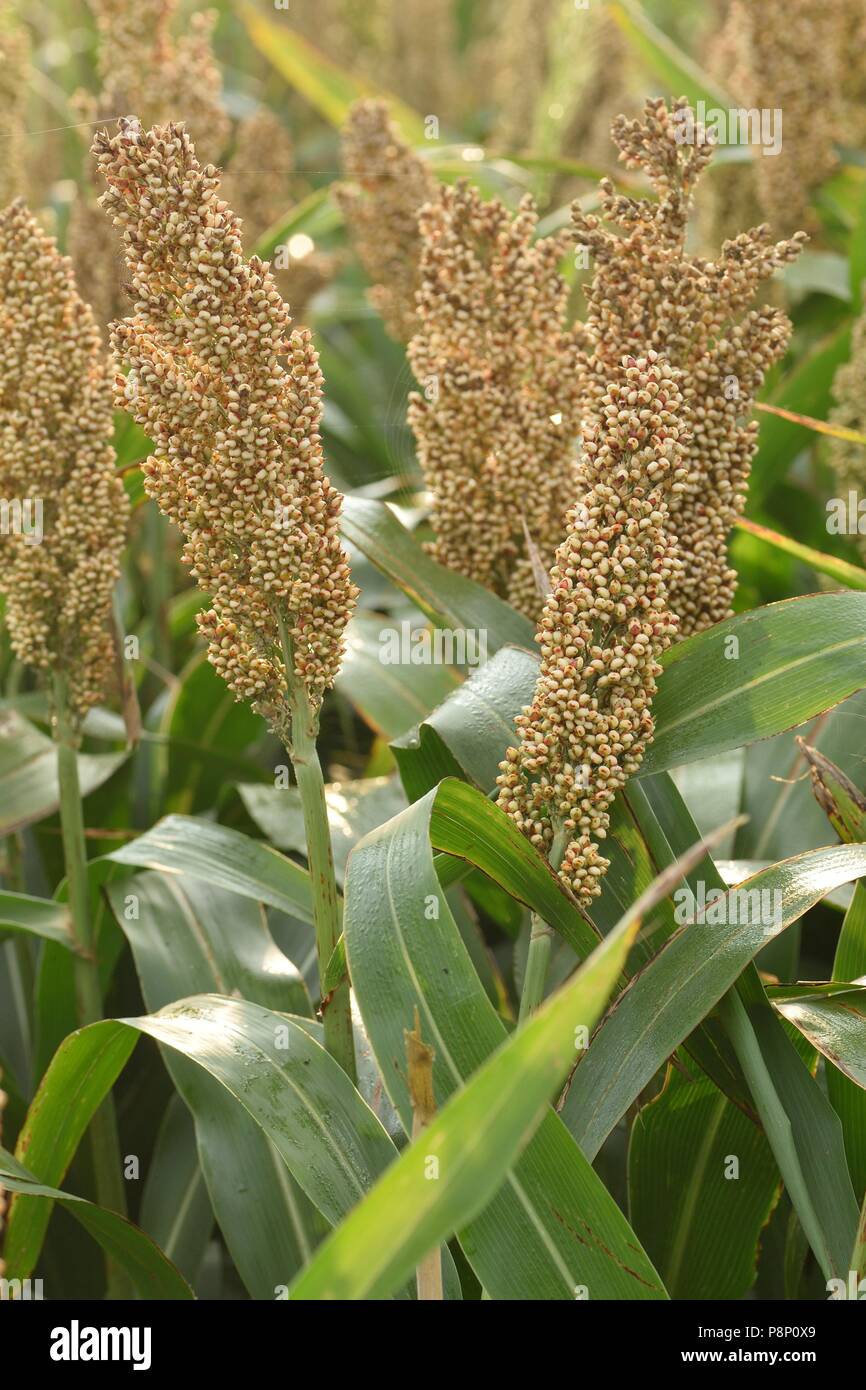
[
  {"xmin": 52, "ymin": 674, "xmax": 131, "ymax": 1298},
  {"xmin": 518, "ymin": 830, "xmax": 567, "ymax": 1025},
  {"xmin": 279, "ymin": 619, "xmax": 356, "ymax": 1084},
  {"xmin": 854, "ymin": 1188, "xmax": 866, "ymax": 1284}
]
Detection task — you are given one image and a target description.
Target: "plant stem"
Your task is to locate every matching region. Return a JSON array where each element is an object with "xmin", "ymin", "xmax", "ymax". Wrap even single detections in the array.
[
  {"xmin": 279, "ymin": 621, "xmax": 356, "ymax": 1084},
  {"xmin": 518, "ymin": 914, "xmax": 555, "ymax": 1025},
  {"xmin": 518, "ymin": 831, "xmax": 567, "ymax": 1026},
  {"xmin": 405, "ymin": 1011, "xmax": 442, "ymax": 1300},
  {"xmin": 853, "ymin": 1181, "xmax": 866, "ymax": 1282},
  {"xmin": 51, "ymin": 674, "xmax": 131, "ymax": 1297}
]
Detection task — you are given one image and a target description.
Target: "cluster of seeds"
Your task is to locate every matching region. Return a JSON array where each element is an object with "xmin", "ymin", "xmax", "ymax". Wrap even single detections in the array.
[
  {"xmin": 409, "ymin": 180, "xmax": 582, "ymax": 617},
  {"xmin": 497, "ymin": 353, "xmax": 687, "ymax": 903},
  {"xmin": 573, "ymin": 98, "xmax": 806, "ymax": 636},
  {"xmin": 716, "ymin": 0, "xmax": 839, "ymax": 236},
  {"xmin": 336, "ymin": 100, "xmax": 437, "ymax": 343},
  {"xmin": 72, "ymin": 0, "xmax": 229, "ymax": 334},
  {"xmin": 0, "ymin": 7, "xmax": 29, "ymax": 207},
  {"xmin": 79, "ymin": 0, "xmax": 229, "ymax": 160},
  {"xmin": 0, "ymin": 201, "xmax": 128, "ymax": 725},
  {"xmin": 93, "ymin": 119, "xmax": 357, "ymax": 738}
]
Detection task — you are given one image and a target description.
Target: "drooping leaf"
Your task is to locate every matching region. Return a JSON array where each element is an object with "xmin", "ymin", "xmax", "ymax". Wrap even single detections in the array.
[
  {"xmin": 4, "ymin": 1020, "xmax": 140, "ymax": 1280},
  {"xmin": 559, "ymin": 838, "xmax": 866, "ymax": 1162},
  {"xmin": 394, "ymin": 594, "xmax": 866, "ymax": 793},
  {"xmin": 4, "ymin": 1003, "xmax": 460, "ymax": 1298},
  {"xmin": 769, "ymin": 984, "xmax": 866, "ymax": 1092},
  {"xmin": 0, "ymin": 1145, "xmax": 192, "ymax": 1300},
  {"xmin": 104, "ymin": 868, "xmax": 321, "ymax": 1297},
  {"xmin": 644, "ymin": 593, "xmax": 866, "ymax": 774},
  {"xmin": 392, "ymin": 645, "xmax": 533, "ymax": 800},
  {"xmin": 340, "ymin": 497, "xmax": 535, "ymax": 655},
  {"xmin": 337, "ymin": 613, "xmax": 460, "ymax": 739},
  {"xmin": 108, "ymin": 815, "xmax": 316, "ymax": 924},
  {"xmin": 343, "ymin": 785, "xmax": 666, "ymax": 1299},
  {"xmin": 0, "ymin": 892, "xmax": 74, "ymax": 949},
  {"xmin": 629, "ymin": 773, "xmax": 861, "ymax": 1283},
  {"xmin": 427, "ymin": 779, "xmax": 601, "ymax": 963},
  {"xmin": 291, "ymin": 896, "xmax": 643, "ymax": 1301}
]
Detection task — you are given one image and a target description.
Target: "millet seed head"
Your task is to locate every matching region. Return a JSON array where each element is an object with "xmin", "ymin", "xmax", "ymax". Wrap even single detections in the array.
[
  {"xmin": 409, "ymin": 179, "xmax": 583, "ymax": 619},
  {"xmin": 496, "ymin": 351, "xmax": 686, "ymax": 905},
  {"xmin": 335, "ymin": 99, "xmax": 438, "ymax": 343},
  {"xmin": 573, "ymin": 97, "xmax": 806, "ymax": 636},
  {"xmin": 0, "ymin": 200, "xmax": 129, "ymax": 726},
  {"xmin": 92, "ymin": 118, "xmax": 358, "ymax": 741}
]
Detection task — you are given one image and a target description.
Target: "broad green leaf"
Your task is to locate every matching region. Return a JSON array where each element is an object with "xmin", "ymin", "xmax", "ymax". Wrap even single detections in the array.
[
  {"xmin": 632, "ymin": 773, "xmax": 861, "ymax": 1282},
  {"xmin": 4, "ymin": 1020, "xmax": 140, "ymax": 1280},
  {"xmin": 0, "ymin": 892, "xmax": 73, "ymax": 949},
  {"xmin": 140, "ymin": 1094, "xmax": 214, "ymax": 1288},
  {"xmin": 238, "ymin": 2, "xmax": 427, "ymax": 142},
  {"xmin": 770, "ymin": 984, "xmax": 866, "ymax": 1092},
  {"xmin": 428, "ymin": 779, "xmax": 601, "ymax": 963},
  {"xmin": 0, "ymin": 1145, "xmax": 192, "ymax": 1300},
  {"xmin": 0, "ymin": 710, "xmax": 128, "ymax": 835},
  {"xmin": 343, "ymin": 785, "xmax": 666, "ymax": 1299},
  {"xmin": 608, "ymin": 0, "xmax": 733, "ymax": 111},
  {"xmin": 108, "ymin": 814, "xmax": 316, "ymax": 924},
  {"xmin": 105, "ymin": 871, "xmax": 311, "ymax": 1020},
  {"xmin": 104, "ymin": 868, "xmax": 320, "ymax": 1298},
  {"xmin": 5, "ymin": 1003, "xmax": 459, "ymax": 1298},
  {"xmin": 560, "ymin": 837, "xmax": 866, "ymax": 1159},
  {"xmin": 340, "ymin": 497, "xmax": 535, "ymax": 655},
  {"xmin": 395, "ymin": 594, "xmax": 866, "ymax": 791},
  {"xmin": 628, "ymin": 1070, "xmax": 779, "ymax": 1300},
  {"xmin": 392, "ymin": 645, "xmax": 532, "ymax": 800},
  {"xmin": 644, "ymin": 593, "xmax": 866, "ymax": 774},
  {"xmin": 126, "ymin": 998, "xmax": 395, "ymax": 1233},
  {"xmin": 291, "ymin": 899, "xmax": 642, "ymax": 1301}
]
